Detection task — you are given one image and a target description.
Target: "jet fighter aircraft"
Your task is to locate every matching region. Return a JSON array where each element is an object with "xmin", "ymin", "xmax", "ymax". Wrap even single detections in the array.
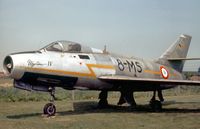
[{"xmin": 3, "ymin": 34, "xmax": 200, "ymax": 116}]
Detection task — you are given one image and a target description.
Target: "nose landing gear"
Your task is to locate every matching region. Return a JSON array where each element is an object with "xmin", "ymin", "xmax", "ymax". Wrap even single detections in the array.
[
  {"xmin": 43, "ymin": 87, "xmax": 56, "ymax": 116},
  {"xmin": 43, "ymin": 103, "xmax": 56, "ymax": 116}
]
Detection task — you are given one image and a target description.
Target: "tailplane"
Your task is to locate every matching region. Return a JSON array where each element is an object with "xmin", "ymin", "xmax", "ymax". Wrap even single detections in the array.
[{"xmin": 158, "ymin": 34, "xmax": 192, "ymax": 72}]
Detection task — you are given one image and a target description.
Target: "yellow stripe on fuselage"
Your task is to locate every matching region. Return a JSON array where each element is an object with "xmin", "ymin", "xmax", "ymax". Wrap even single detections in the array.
[
  {"xmin": 24, "ymin": 64, "xmax": 115, "ymax": 78},
  {"xmin": 144, "ymin": 70, "xmax": 160, "ymax": 75},
  {"xmin": 144, "ymin": 69, "xmax": 177, "ymax": 77}
]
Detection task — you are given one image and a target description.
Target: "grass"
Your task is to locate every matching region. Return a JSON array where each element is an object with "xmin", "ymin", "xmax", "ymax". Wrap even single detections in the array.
[
  {"xmin": 0, "ymin": 86, "xmax": 199, "ymax": 102},
  {"xmin": 0, "ymin": 77, "xmax": 200, "ymax": 102},
  {"xmin": 0, "ymin": 78, "xmax": 200, "ymax": 129},
  {"xmin": 0, "ymin": 95, "xmax": 199, "ymax": 129}
]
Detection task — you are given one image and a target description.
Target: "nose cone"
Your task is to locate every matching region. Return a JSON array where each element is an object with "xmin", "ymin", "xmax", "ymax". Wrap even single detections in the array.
[{"xmin": 3, "ymin": 56, "xmax": 13, "ymax": 75}]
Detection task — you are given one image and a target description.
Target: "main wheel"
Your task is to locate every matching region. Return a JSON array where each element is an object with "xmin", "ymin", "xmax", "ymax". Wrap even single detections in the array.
[
  {"xmin": 43, "ymin": 103, "xmax": 56, "ymax": 116},
  {"xmin": 98, "ymin": 99, "xmax": 108, "ymax": 108},
  {"xmin": 150, "ymin": 100, "xmax": 162, "ymax": 112}
]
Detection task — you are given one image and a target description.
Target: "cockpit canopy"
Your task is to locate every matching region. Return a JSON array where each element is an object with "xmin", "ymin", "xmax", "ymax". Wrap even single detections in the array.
[{"xmin": 41, "ymin": 40, "xmax": 103, "ymax": 53}]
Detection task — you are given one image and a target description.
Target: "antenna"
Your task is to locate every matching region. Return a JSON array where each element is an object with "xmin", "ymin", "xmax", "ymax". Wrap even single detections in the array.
[{"xmin": 103, "ymin": 45, "xmax": 108, "ymax": 54}]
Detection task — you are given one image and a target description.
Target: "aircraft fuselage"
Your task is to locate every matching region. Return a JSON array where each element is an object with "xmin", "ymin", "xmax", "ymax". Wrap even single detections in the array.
[
  {"xmin": 4, "ymin": 35, "xmax": 200, "ymax": 115},
  {"xmin": 4, "ymin": 51, "xmax": 183, "ymax": 92}
]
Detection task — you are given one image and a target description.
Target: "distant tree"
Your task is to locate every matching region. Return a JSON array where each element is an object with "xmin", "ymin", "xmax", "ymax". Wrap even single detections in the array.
[
  {"xmin": 198, "ymin": 67, "xmax": 200, "ymax": 76},
  {"xmin": 184, "ymin": 72, "xmax": 192, "ymax": 80}
]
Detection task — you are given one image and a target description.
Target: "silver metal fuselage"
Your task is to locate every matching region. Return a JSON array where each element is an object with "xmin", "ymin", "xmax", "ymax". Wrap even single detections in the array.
[{"xmin": 4, "ymin": 50, "xmax": 183, "ymax": 92}]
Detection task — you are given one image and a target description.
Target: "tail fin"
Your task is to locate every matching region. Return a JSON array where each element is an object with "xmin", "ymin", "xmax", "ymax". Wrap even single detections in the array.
[{"xmin": 158, "ymin": 34, "xmax": 192, "ymax": 72}]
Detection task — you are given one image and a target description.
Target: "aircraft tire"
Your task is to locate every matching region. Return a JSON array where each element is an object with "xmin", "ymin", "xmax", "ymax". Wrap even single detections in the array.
[
  {"xmin": 43, "ymin": 103, "xmax": 56, "ymax": 116},
  {"xmin": 150, "ymin": 100, "xmax": 162, "ymax": 112},
  {"xmin": 98, "ymin": 99, "xmax": 108, "ymax": 108}
]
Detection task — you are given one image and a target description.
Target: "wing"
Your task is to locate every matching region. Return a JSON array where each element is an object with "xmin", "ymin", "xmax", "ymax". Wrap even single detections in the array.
[{"xmin": 99, "ymin": 75, "xmax": 200, "ymax": 86}]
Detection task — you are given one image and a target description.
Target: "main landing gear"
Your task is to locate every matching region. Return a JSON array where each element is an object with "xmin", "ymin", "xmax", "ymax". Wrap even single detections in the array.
[
  {"xmin": 43, "ymin": 87, "xmax": 56, "ymax": 116},
  {"xmin": 98, "ymin": 89, "xmax": 137, "ymax": 109},
  {"xmin": 149, "ymin": 90, "xmax": 164, "ymax": 112},
  {"xmin": 117, "ymin": 89, "xmax": 136, "ymax": 108},
  {"xmin": 98, "ymin": 89, "xmax": 164, "ymax": 112},
  {"xmin": 98, "ymin": 90, "xmax": 109, "ymax": 108}
]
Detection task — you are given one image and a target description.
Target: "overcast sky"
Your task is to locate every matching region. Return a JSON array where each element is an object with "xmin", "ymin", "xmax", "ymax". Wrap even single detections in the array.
[{"xmin": 0, "ymin": 0, "xmax": 200, "ymax": 71}]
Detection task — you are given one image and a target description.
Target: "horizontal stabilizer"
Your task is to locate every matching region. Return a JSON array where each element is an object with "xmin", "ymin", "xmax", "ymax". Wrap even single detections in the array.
[{"xmin": 167, "ymin": 58, "xmax": 200, "ymax": 61}]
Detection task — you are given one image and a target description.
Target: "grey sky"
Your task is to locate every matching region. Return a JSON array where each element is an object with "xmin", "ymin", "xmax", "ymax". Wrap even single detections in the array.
[{"xmin": 0, "ymin": 0, "xmax": 200, "ymax": 71}]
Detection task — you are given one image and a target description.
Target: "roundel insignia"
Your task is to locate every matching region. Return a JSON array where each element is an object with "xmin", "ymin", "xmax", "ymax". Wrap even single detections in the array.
[{"xmin": 160, "ymin": 66, "xmax": 169, "ymax": 79}]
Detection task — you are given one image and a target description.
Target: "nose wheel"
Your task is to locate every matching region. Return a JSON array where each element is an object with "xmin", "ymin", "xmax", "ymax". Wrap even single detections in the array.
[
  {"xmin": 43, "ymin": 87, "xmax": 56, "ymax": 116},
  {"xmin": 43, "ymin": 103, "xmax": 56, "ymax": 116}
]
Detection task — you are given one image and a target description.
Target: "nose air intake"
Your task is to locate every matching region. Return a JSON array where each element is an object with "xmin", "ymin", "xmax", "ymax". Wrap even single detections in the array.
[{"xmin": 3, "ymin": 56, "xmax": 13, "ymax": 75}]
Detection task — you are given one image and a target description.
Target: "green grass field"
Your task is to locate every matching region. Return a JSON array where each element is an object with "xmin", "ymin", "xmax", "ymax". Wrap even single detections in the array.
[
  {"xmin": 0, "ymin": 78, "xmax": 200, "ymax": 129},
  {"xmin": 0, "ymin": 95, "xmax": 200, "ymax": 129}
]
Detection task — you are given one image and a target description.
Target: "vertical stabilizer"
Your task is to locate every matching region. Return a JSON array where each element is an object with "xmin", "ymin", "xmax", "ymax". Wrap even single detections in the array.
[{"xmin": 158, "ymin": 34, "xmax": 192, "ymax": 72}]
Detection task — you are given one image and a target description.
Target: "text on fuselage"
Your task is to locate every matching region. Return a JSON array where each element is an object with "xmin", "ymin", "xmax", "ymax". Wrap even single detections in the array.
[{"xmin": 116, "ymin": 59, "xmax": 143, "ymax": 74}]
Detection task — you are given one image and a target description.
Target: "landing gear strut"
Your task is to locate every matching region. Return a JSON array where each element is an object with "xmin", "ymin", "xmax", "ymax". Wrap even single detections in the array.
[
  {"xmin": 118, "ymin": 89, "xmax": 136, "ymax": 108},
  {"xmin": 98, "ymin": 90, "xmax": 108, "ymax": 108},
  {"xmin": 43, "ymin": 87, "xmax": 56, "ymax": 116},
  {"xmin": 149, "ymin": 90, "xmax": 164, "ymax": 112}
]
